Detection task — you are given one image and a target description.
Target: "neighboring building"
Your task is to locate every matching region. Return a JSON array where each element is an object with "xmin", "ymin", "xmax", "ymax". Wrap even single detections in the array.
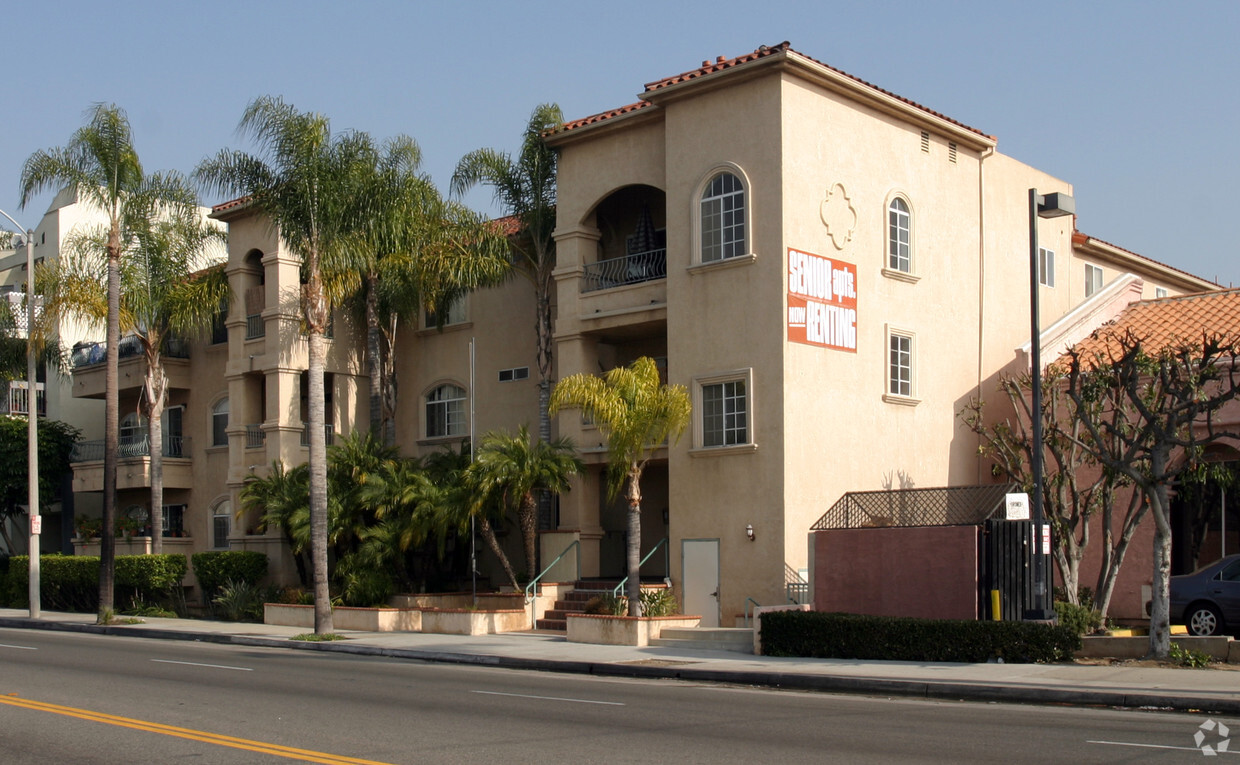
[{"xmin": 58, "ymin": 42, "xmax": 1219, "ymax": 619}]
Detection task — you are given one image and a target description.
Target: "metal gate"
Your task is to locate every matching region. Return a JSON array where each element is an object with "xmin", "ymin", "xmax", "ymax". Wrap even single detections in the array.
[{"xmin": 980, "ymin": 519, "xmax": 1034, "ymax": 621}]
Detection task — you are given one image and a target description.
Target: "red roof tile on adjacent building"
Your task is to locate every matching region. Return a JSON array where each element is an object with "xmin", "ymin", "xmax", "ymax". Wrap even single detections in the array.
[
  {"xmin": 551, "ymin": 41, "xmax": 992, "ymax": 139},
  {"xmin": 211, "ymin": 196, "xmax": 251, "ymax": 214},
  {"xmin": 1064, "ymin": 288, "xmax": 1240, "ymax": 363}
]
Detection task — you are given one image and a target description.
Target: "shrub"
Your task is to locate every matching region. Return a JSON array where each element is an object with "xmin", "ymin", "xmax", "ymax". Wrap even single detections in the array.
[
  {"xmin": 339, "ymin": 566, "xmax": 394, "ymax": 608},
  {"xmin": 7, "ymin": 554, "xmax": 189, "ymax": 613},
  {"xmin": 275, "ymin": 586, "xmax": 313, "ymax": 605},
  {"xmin": 760, "ymin": 610, "xmax": 1080, "ymax": 664},
  {"xmin": 640, "ymin": 587, "xmax": 679, "ymax": 617},
  {"xmin": 191, "ymin": 551, "xmax": 268, "ymax": 605},
  {"xmin": 582, "ymin": 593, "xmax": 625, "ymax": 616},
  {"xmin": 213, "ymin": 579, "xmax": 269, "ymax": 622},
  {"xmin": 1053, "ymin": 600, "xmax": 1104, "ymax": 636},
  {"xmin": 1169, "ymin": 641, "xmax": 1213, "ymax": 668}
]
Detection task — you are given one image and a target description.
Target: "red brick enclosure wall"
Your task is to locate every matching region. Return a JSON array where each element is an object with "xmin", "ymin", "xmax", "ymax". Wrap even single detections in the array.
[{"xmin": 813, "ymin": 525, "xmax": 979, "ymax": 620}]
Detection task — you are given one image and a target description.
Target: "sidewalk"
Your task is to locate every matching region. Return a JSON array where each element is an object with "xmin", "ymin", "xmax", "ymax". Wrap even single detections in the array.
[{"xmin": 2, "ymin": 608, "xmax": 1237, "ymax": 715}]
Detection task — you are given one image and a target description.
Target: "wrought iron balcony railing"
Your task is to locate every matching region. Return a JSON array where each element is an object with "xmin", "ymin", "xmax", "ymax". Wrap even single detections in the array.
[
  {"xmin": 581, "ymin": 249, "xmax": 667, "ymax": 293},
  {"xmin": 71, "ymin": 435, "xmax": 190, "ymax": 462},
  {"xmin": 71, "ymin": 335, "xmax": 190, "ymax": 369}
]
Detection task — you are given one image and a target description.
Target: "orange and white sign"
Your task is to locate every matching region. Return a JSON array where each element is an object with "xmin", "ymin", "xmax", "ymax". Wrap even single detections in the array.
[{"xmin": 787, "ymin": 247, "xmax": 857, "ymax": 352}]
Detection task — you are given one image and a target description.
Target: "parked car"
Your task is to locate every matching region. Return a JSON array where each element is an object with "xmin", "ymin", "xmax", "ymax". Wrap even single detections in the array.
[{"xmin": 1170, "ymin": 554, "xmax": 1240, "ymax": 636}]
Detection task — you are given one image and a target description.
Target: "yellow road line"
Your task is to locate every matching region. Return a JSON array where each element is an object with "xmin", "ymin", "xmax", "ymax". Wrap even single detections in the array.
[{"xmin": 0, "ymin": 695, "xmax": 395, "ymax": 765}]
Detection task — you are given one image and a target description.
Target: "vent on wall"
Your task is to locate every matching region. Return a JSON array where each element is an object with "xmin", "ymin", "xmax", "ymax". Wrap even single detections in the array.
[
  {"xmin": 948, "ymin": 142, "xmax": 958, "ymax": 164},
  {"xmin": 920, "ymin": 131, "xmax": 930, "ymax": 153}
]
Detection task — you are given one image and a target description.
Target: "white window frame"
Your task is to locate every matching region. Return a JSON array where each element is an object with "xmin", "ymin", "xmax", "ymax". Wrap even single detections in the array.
[
  {"xmin": 425, "ymin": 383, "xmax": 467, "ymax": 439},
  {"xmin": 211, "ymin": 396, "xmax": 229, "ymax": 447},
  {"xmin": 691, "ymin": 368, "xmax": 756, "ymax": 454},
  {"xmin": 694, "ymin": 166, "xmax": 751, "ymax": 266},
  {"xmin": 887, "ymin": 197, "xmax": 912, "ymax": 273},
  {"xmin": 212, "ymin": 499, "xmax": 232, "ymax": 550},
  {"xmin": 1085, "ymin": 263, "xmax": 1104, "ymax": 297},
  {"xmin": 1155, "ymin": 287, "xmax": 1168, "ymax": 298},
  {"xmin": 884, "ymin": 326, "xmax": 919, "ymax": 405},
  {"xmin": 1038, "ymin": 247, "xmax": 1055, "ymax": 287}
]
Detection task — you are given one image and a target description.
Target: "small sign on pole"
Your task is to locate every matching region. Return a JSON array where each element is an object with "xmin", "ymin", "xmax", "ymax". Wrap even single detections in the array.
[
  {"xmin": 1041, "ymin": 524, "xmax": 1052, "ymax": 555},
  {"xmin": 1004, "ymin": 492, "xmax": 1030, "ymax": 520},
  {"xmin": 30, "ymin": 515, "xmax": 41, "ymax": 535}
]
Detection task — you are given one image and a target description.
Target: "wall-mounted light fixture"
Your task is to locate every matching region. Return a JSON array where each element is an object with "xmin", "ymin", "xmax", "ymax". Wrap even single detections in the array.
[{"xmin": 745, "ymin": 524, "xmax": 755, "ymax": 542}]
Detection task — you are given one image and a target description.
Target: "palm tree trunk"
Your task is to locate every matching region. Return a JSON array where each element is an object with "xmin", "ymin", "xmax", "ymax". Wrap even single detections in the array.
[
  {"xmin": 478, "ymin": 514, "xmax": 519, "ymax": 591},
  {"xmin": 99, "ymin": 247, "xmax": 120, "ymax": 622},
  {"xmin": 625, "ymin": 466, "xmax": 643, "ymax": 617},
  {"xmin": 146, "ymin": 360, "xmax": 167, "ymax": 555},
  {"xmin": 518, "ymin": 491, "xmax": 538, "ymax": 581},
  {"xmin": 535, "ymin": 268, "xmax": 553, "ymax": 445},
  {"xmin": 308, "ymin": 324, "xmax": 333, "ymax": 634},
  {"xmin": 365, "ymin": 272, "xmax": 383, "ymax": 439}
]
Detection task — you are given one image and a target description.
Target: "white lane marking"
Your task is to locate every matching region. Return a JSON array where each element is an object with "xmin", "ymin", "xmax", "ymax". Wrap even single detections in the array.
[
  {"xmin": 151, "ymin": 659, "xmax": 252, "ymax": 672},
  {"xmin": 1088, "ymin": 740, "xmax": 1238, "ymax": 754},
  {"xmin": 471, "ymin": 690, "xmax": 623, "ymax": 706},
  {"xmin": 0, "ymin": 643, "xmax": 37, "ymax": 650}
]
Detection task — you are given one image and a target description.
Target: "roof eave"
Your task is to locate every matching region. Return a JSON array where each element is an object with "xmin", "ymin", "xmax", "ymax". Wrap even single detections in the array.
[
  {"xmin": 1073, "ymin": 232, "xmax": 1218, "ymax": 292},
  {"xmin": 544, "ymin": 104, "xmax": 663, "ymax": 148}
]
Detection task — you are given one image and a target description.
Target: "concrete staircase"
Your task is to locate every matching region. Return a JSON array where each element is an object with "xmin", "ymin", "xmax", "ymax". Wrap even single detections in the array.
[
  {"xmin": 534, "ymin": 580, "xmax": 622, "ymax": 631},
  {"xmin": 648, "ymin": 627, "xmax": 755, "ymax": 654}
]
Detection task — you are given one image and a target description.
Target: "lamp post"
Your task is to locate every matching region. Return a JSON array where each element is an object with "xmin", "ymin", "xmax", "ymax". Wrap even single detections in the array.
[
  {"xmin": 1, "ymin": 206, "xmax": 40, "ymax": 619},
  {"xmin": 1027, "ymin": 188, "xmax": 1074, "ymax": 621}
]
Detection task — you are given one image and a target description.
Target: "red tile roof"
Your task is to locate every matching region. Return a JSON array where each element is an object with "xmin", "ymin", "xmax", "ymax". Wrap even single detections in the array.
[
  {"xmin": 210, "ymin": 196, "xmax": 252, "ymax": 215},
  {"xmin": 551, "ymin": 42, "xmax": 991, "ymax": 139},
  {"xmin": 1064, "ymin": 288, "xmax": 1240, "ymax": 363}
]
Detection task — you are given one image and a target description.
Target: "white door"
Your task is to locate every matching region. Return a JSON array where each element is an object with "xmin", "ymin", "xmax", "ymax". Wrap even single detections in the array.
[{"xmin": 683, "ymin": 539, "xmax": 720, "ymax": 627}]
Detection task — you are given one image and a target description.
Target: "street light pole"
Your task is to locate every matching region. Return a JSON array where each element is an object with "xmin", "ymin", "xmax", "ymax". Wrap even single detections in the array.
[
  {"xmin": 1027, "ymin": 188, "xmax": 1074, "ymax": 622},
  {"xmin": 1, "ymin": 207, "xmax": 40, "ymax": 619}
]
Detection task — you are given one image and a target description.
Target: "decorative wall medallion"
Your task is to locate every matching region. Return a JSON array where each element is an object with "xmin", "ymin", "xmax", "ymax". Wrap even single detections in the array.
[{"xmin": 819, "ymin": 182, "xmax": 857, "ymax": 250}]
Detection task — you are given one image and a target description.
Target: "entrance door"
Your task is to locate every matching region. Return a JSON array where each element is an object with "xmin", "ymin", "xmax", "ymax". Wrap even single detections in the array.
[{"xmin": 683, "ymin": 539, "xmax": 719, "ymax": 627}]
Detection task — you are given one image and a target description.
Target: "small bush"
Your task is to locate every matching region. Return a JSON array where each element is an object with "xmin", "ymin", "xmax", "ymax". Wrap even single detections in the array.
[
  {"xmin": 339, "ymin": 567, "xmax": 394, "ymax": 608},
  {"xmin": 212, "ymin": 579, "xmax": 269, "ymax": 622},
  {"xmin": 582, "ymin": 593, "xmax": 625, "ymax": 615},
  {"xmin": 275, "ymin": 586, "xmax": 313, "ymax": 605},
  {"xmin": 1054, "ymin": 600, "xmax": 1105, "ymax": 636},
  {"xmin": 640, "ymin": 587, "xmax": 679, "ymax": 617},
  {"xmin": 1169, "ymin": 641, "xmax": 1213, "ymax": 668},
  {"xmin": 760, "ymin": 610, "xmax": 1080, "ymax": 664},
  {"xmin": 191, "ymin": 551, "xmax": 268, "ymax": 605}
]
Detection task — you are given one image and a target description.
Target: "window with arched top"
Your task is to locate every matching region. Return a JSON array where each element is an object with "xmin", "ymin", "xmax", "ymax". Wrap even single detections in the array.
[
  {"xmin": 700, "ymin": 172, "xmax": 747, "ymax": 263},
  {"xmin": 212, "ymin": 499, "xmax": 232, "ymax": 549},
  {"xmin": 887, "ymin": 197, "xmax": 911, "ymax": 273},
  {"xmin": 212, "ymin": 397, "xmax": 229, "ymax": 447},
  {"xmin": 425, "ymin": 384, "xmax": 466, "ymax": 438}
]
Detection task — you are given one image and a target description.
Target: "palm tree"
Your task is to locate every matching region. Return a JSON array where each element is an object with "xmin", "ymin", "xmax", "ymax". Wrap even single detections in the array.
[
  {"xmin": 197, "ymin": 96, "xmax": 364, "ymax": 634},
  {"xmin": 21, "ymin": 103, "xmax": 198, "ymax": 621},
  {"xmin": 337, "ymin": 135, "xmax": 509, "ymax": 443},
  {"xmin": 425, "ymin": 444, "xmax": 521, "ymax": 592},
  {"xmin": 471, "ymin": 425, "xmax": 582, "ymax": 581},
  {"xmin": 451, "ymin": 104, "xmax": 563, "ymax": 447},
  {"xmin": 550, "ymin": 357, "xmax": 690, "ymax": 616},
  {"xmin": 240, "ymin": 461, "xmax": 310, "ymax": 587},
  {"xmin": 42, "ymin": 214, "xmax": 229, "ymax": 554}
]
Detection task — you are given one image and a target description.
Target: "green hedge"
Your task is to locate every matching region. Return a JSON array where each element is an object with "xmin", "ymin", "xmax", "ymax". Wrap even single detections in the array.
[
  {"xmin": 760, "ymin": 610, "xmax": 1080, "ymax": 664},
  {"xmin": 191, "ymin": 551, "xmax": 268, "ymax": 604},
  {"xmin": 5, "ymin": 554, "xmax": 188, "ymax": 613}
]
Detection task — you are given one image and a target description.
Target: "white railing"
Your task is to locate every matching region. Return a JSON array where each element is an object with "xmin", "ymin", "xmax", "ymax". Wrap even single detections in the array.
[{"xmin": 582, "ymin": 249, "xmax": 667, "ymax": 293}]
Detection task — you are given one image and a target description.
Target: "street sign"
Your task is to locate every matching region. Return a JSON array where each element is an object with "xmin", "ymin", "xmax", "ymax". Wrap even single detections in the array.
[
  {"xmin": 1041, "ymin": 524, "xmax": 1051, "ymax": 555},
  {"xmin": 30, "ymin": 515, "xmax": 41, "ymax": 535},
  {"xmin": 1004, "ymin": 493, "xmax": 1030, "ymax": 520}
]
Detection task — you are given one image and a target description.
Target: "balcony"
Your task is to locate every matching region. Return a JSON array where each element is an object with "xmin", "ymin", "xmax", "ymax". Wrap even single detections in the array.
[
  {"xmin": 71, "ymin": 336, "xmax": 192, "ymax": 399},
  {"xmin": 582, "ymin": 249, "xmax": 667, "ymax": 293},
  {"xmin": 245, "ymin": 424, "xmax": 266, "ymax": 449},
  {"xmin": 301, "ymin": 423, "xmax": 336, "ymax": 447},
  {"xmin": 4, "ymin": 381, "xmax": 45, "ymax": 417},
  {"xmin": 70, "ymin": 435, "xmax": 193, "ymax": 492}
]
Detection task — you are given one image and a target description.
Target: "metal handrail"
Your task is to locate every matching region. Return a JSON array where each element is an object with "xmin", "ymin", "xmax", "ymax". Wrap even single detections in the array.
[
  {"xmin": 582, "ymin": 248, "xmax": 667, "ymax": 293},
  {"xmin": 612, "ymin": 537, "xmax": 669, "ymax": 597},
  {"xmin": 524, "ymin": 540, "xmax": 580, "ymax": 604},
  {"xmin": 744, "ymin": 598, "xmax": 761, "ymax": 627}
]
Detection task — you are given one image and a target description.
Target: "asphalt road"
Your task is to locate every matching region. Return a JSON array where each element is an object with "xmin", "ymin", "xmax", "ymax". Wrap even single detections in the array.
[{"xmin": 0, "ymin": 628, "xmax": 1234, "ymax": 764}]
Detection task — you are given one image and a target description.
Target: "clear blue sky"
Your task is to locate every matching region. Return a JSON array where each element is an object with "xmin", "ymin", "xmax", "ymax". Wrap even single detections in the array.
[{"xmin": 4, "ymin": 0, "xmax": 1237, "ymax": 286}]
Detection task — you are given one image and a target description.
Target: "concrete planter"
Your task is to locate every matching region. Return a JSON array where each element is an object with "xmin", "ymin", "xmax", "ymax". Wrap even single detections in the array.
[
  {"xmin": 1077, "ymin": 635, "xmax": 1237, "ymax": 662},
  {"xmin": 417, "ymin": 608, "xmax": 530, "ymax": 635},
  {"xmin": 263, "ymin": 603, "xmax": 421, "ymax": 632},
  {"xmin": 566, "ymin": 614, "xmax": 701, "ymax": 646},
  {"xmin": 389, "ymin": 592, "xmax": 525, "ymax": 611}
]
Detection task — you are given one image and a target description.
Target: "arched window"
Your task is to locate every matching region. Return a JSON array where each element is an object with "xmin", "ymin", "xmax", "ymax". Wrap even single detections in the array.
[
  {"xmin": 212, "ymin": 397, "xmax": 229, "ymax": 447},
  {"xmin": 888, "ymin": 197, "xmax": 911, "ymax": 273},
  {"xmin": 425, "ymin": 384, "xmax": 466, "ymax": 438},
  {"xmin": 700, "ymin": 172, "xmax": 747, "ymax": 263},
  {"xmin": 212, "ymin": 500, "xmax": 232, "ymax": 550}
]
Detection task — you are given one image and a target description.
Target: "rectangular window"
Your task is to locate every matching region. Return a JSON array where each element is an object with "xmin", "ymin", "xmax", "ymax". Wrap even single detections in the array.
[
  {"xmin": 425, "ymin": 297, "xmax": 466, "ymax": 327},
  {"xmin": 498, "ymin": 367, "xmax": 529, "ymax": 383},
  {"xmin": 162, "ymin": 504, "xmax": 186, "ymax": 537},
  {"xmin": 1155, "ymin": 287, "xmax": 1168, "ymax": 298},
  {"xmin": 1038, "ymin": 248, "xmax": 1055, "ymax": 287},
  {"xmin": 1085, "ymin": 263, "xmax": 1104, "ymax": 297},
  {"xmin": 213, "ymin": 512, "xmax": 230, "ymax": 550},
  {"xmin": 889, "ymin": 333, "xmax": 913, "ymax": 398},
  {"xmin": 702, "ymin": 379, "xmax": 747, "ymax": 447}
]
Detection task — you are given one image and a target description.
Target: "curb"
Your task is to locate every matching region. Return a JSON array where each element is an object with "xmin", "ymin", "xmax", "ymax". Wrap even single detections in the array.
[{"xmin": 3, "ymin": 617, "xmax": 1237, "ymax": 716}]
